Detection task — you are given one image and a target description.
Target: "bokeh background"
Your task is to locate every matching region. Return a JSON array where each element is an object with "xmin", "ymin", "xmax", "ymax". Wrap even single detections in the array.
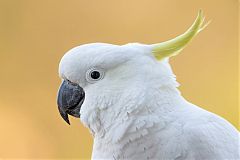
[{"xmin": 0, "ymin": 0, "xmax": 238, "ymax": 159}]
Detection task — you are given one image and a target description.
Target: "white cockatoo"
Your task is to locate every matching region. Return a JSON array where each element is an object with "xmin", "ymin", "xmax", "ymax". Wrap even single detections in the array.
[{"xmin": 57, "ymin": 11, "xmax": 239, "ymax": 160}]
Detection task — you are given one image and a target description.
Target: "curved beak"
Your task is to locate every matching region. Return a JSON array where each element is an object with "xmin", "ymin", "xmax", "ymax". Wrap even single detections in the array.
[{"xmin": 57, "ymin": 80, "xmax": 85, "ymax": 125}]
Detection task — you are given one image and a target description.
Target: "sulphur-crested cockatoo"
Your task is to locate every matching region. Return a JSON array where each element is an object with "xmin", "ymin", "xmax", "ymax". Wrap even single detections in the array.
[{"xmin": 57, "ymin": 11, "xmax": 239, "ymax": 160}]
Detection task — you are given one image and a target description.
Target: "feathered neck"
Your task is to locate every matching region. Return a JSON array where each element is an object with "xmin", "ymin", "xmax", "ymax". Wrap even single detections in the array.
[
  {"xmin": 90, "ymin": 85, "xmax": 187, "ymax": 159},
  {"xmin": 94, "ymin": 84, "xmax": 183, "ymax": 138}
]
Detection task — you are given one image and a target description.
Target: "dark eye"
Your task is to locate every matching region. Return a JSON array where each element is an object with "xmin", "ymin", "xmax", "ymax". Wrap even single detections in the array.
[
  {"xmin": 86, "ymin": 68, "xmax": 105, "ymax": 83},
  {"xmin": 90, "ymin": 71, "xmax": 100, "ymax": 79}
]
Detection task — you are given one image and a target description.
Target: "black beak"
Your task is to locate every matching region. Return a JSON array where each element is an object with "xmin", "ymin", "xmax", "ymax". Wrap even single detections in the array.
[{"xmin": 57, "ymin": 80, "xmax": 85, "ymax": 125}]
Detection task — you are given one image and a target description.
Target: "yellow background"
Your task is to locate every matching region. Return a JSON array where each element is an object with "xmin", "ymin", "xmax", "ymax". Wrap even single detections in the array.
[{"xmin": 0, "ymin": 0, "xmax": 238, "ymax": 159}]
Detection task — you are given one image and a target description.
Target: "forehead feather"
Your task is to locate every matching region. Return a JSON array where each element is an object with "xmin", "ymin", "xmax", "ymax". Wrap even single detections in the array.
[{"xmin": 58, "ymin": 43, "xmax": 148, "ymax": 81}]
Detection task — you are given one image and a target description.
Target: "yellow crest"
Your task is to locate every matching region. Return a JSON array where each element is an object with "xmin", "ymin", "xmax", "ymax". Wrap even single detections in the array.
[{"xmin": 152, "ymin": 10, "xmax": 210, "ymax": 60}]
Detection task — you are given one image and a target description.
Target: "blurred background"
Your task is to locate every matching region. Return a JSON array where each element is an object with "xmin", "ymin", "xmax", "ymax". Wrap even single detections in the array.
[{"xmin": 0, "ymin": 0, "xmax": 238, "ymax": 159}]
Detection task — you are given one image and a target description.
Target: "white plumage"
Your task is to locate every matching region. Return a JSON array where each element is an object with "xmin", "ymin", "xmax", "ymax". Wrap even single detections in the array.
[{"xmin": 58, "ymin": 11, "xmax": 239, "ymax": 160}]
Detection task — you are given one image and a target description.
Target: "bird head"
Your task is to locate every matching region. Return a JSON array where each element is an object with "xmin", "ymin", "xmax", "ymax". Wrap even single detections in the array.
[{"xmin": 57, "ymin": 11, "xmax": 208, "ymax": 134}]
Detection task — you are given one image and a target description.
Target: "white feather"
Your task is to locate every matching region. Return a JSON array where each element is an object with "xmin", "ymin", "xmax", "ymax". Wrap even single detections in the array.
[{"xmin": 59, "ymin": 43, "xmax": 240, "ymax": 160}]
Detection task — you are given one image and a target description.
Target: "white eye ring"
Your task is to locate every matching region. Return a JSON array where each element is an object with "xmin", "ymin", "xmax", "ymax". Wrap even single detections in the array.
[{"xmin": 86, "ymin": 68, "xmax": 105, "ymax": 83}]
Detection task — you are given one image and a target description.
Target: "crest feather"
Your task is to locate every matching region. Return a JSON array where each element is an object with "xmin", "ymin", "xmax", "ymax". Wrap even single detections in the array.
[{"xmin": 152, "ymin": 10, "xmax": 210, "ymax": 60}]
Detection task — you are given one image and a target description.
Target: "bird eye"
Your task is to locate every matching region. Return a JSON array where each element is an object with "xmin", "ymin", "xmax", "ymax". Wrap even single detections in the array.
[
  {"xmin": 86, "ymin": 68, "xmax": 105, "ymax": 83},
  {"xmin": 90, "ymin": 71, "xmax": 100, "ymax": 79}
]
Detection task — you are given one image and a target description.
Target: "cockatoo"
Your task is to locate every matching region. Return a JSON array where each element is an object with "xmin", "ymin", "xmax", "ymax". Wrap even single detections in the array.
[{"xmin": 57, "ymin": 11, "xmax": 239, "ymax": 160}]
